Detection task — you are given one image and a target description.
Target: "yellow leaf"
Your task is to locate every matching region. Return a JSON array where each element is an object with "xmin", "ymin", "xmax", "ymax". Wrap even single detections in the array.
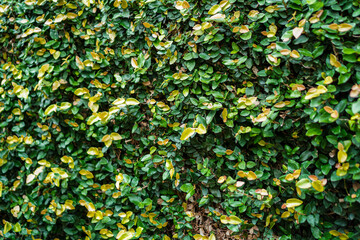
[
  {"xmin": 281, "ymin": 211, "xmax": 290, "ymax": 218},
  {"xmin": 66, "ymin": 12, "xmax": 78, "ymax": 19},
  {"xmin": 180, "ymin": 128, "xmax": 195, "ymax": 141},
  {"xmin": 76, "ymin": 56, "xmax": 85, "ymax": 70},
  {"xmin": 293, "ymin": 27, "xmax": 303, "ymax": 39},
  {"xmin": 143, "ymin": 22, "xmax": 152, "ymax": 28},
  {"xmin": 220, "ymin": 215, "xmax": 242, "ymax": 225},
  {"xmin": 38, "ymin": 63, "xmax": 49, "ymax": 78},
  {"xmin": 114, "ymin": 0, "xmax": 121, "ymax": 7},
  {"xmin": 247, "ymin": 171, "xmax": 257, "ymax": 180},
  {"xmin": 280, "ymin": 49, "xmax": 291, "ymax": 55},
  {"xmin": 25, "ymin": 0, "xmax": 36, "ymax": 5},
  {"xmin": 131, "ymin": 58, "xmax": 138, "ymax": 68},
  {"xmin": 330, "ymin": 54, "xmax": 341, "ymax": 68},
  {"xmin": 222, "ymin": 108, "xmax": 228, "ymax": 123},
  {"xmin": 225, "ymin": 149, "xmax": 233, "ymax": 155},
  {"xmin": 208, "ymin": 4, "xmax": 221, "ymax": 15},
  {"xmin": 209, "ymin": 14, "xmax": 225, "ymax": 20},
  {"xmin": 44, "ymin": 104, "xmax": 57, "ymax": 115},
  {"xmin": 195, "ymin": 124, "xmax": 206, "ymax": 134},
  {"xmin": 121, "ymin": 0, "xmax": 128, "ymax": 9},
  {"xmin": 87, "ymin": 147, "xmax": 99, "ymax": 155},
  {"xmin": 126, "ymin": 98, "xmax": 140, "ymax": 105},
  {"xmin": 239, "ymin": 25, "xmax": 249, "ymax": 33},
  {"xmin": 312, "ymin": 180, "xmax": 324, "ymax": 192},
  {"xmin": 110, "ymin": 133, "xmax": 122, "ymax": 140},
  {"xmin": 296, "ymin": 178, "xmax": 312, "ymax": 189},
  {"xmin": 26, "ymin": 174, "xmax": 36, "ymax": 184},
  {"xmin": 193, "ymin": 234, "xmax": 206, "ymax": 240},
  {"xmin": 338, "ymin": 150, "xmax": 347, "ymax": 163},
  {"xmin": 286, "ymin": 198, "xmax": 303, "ymax": 208},
  {"xmin": 290, "ymin": 50, "xmax": 300, "ymax": 58},
  {"xmin": 4, "ymin": 221, "xmax": 12, "ymax": 234},
  {"xmin": 116, "ymin": 230, "xmax": 134, "ymax": 240},
  {"xmin": 338, "ymin": 23, "xmax": 352, "ymax": 32},
  {"xmin": 82, "ymin": 0, "xmax": 90, "ymax": 7},
  {"xmin": 13, "ymin": 222, "xmax": 21, "ymax": 232},
  {"xmin": 209, "ymin": 233, "xmax": 216, "ymax": 240}
]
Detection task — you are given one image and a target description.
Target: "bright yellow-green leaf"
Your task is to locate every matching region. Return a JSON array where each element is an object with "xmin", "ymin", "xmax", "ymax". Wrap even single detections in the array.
[
  {"xmin": 180, "ymin": 128, "xmax": 196, "ymax": 141},
  {"xmin": 338, "ymin": 150, "xmax": 347, "ymax": 163},
  {"xmin": 281, "ymin": 211, "xmax": 290, "ymax": 218},
  {"xmin": 209, "ymin": 233, "xmax": 216, "ymax": 240},
  {"xmin": 110, "ymin": 133, "xmax": 122, "ymax": 140},
  {"xmin": 222, "ymin": 108, "xmax": 228, "ymax": 123},
  {"xmin": 296, "ymin": 178, "xmax": 312, "ymax": 189},
  {"xmin": 220, "ymin": 215, "xmax": 242, "ymax": 225},
  {"xmin": 116, "ymin": 230, "xmax": 134, "ymax": 240},
  {"xmin": 312, "ymin": 180, "xmax": 324, "ymax": 192},
  {"xmin": 193, "ymin": 234, "xmax": 206, "ymax": 240},
  {"xmin": 38, "ymin": 63, "xmax": 49, "ymax": 78},
  {"xmin": 4, "ymin": 221, "xmax": 12, "ymax": 234},
  {"xmin": 13, "ymin": 222, "xmax": 21, "ymax": 232},
  {"xmin": 330, "ymin": 54, "xmax": 341, "ymax": 68},
  {"xmin": 286, "ymin": 198, "xmax": 303, "ymax": 208},
  {"xmin": 208, "ymin": 4, "xmax": 221, "ymax": 15},
  {"xmin": 44, "ymin": 104, "xmax": 57, "ymax": 115},
  {"xmin": 247, "ymin": 171, "xmax": 257, "ymax": 180},
  {"xmin": 87, "ymin": 147, "xmax": 99, "ymax": 155},
  {"xmin": 126, "ymin": 98, "xmax": 140, "ymax": 105},
  {"xmin": 195, "ymin": 124, "xmax": 206, "ymax": 134}
]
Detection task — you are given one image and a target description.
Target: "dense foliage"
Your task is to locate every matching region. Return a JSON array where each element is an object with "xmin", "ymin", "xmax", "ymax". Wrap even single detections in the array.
[{"xmin": 1, "ymin": 0, "xmax": 360, "ymax": 239}]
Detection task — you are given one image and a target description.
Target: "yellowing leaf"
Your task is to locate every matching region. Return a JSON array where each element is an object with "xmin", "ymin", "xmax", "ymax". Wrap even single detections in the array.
[
  {"xmin": 44, "ymin": 104, "xmax": 57, "ymax": 115},
  {"xmin": 126, "ymin": 98, "xmax": 140, "ymax": 105},
  {"xmin": 286, "ymin": 198, "xmax": 303, "ymax": 208},
  {"xmin": 180, "ymin": 128, "xmax": 195, "ymax": 141},
  {"xmin": 208, "ymin": 4, "xmax": 221, "ymax": 15},
  {"xmin": 131, "ymin": 58, "xmax": 138, "ymax": 68},
  {"xmin": 4, "ymin": 221, "xmax": 12, "ymax": 234},
  {"xmin": 312, "ymin": 180, "xmax": 324, "ymax": 192},
  {"xmin": 222, "ymin": 108, "xmax": 228, "ymax": 123},
  {"xmin": 26, "ymin": 174, "xmax": 36, "ymax": 184},
  {"xmin": 293, "ymin": 27, "xmax": 303, "ymax": 39},
  {"xmin": 296, "ymin": 178, "xmax": 312, "ymax": 189},
  {"xmin": 116, "ymin": 230, "xmax": 134, "ymax": 240},
  {"xmin": 338, "ymin": 150, "xmax": 347, "ymax": 163},
  {"xmin": 338, "ymin": 23, "xmax": 352, "ymax": 32},
  {"xmin": 280, "ymin": 49, "xmax": 291, "ymax": 55},
  {"xmin": 209, "ymin": 14, "xmax": 225, "ymax": 20},
  {"xmin": 220, "ymin": 215, "xmax": 242, "ymax": 225},
  {"xmin": 143, "ymin": 22, "xmax": 152, "ymax": 28},
  {"xmin": 247, "ymin": 171, "xmax": 257, "ymax": 180},
  {"xmin": 209, "ymin": 233, "xmax": 216, "ymax": 240},
  {"xmin": 195, "ymin": 124, "xmax": 207, "ymax": 134},
  {"xmin": 87, "ymin": 147, "xmax": 99, "ymax": 155},
  {"xmin": 290, "ymin": 50, "xmax": 300, "ymax": 58},
  {"xmin": 110, "ymin": 133, "xmax": 122, "ymax": 140},
  {"xmin": 330, "ymin": 54, "xmax": 341, "ymax": 68},
  {"xmin": 38, "ymin": 63, "xmax": 49, "ymax": 78},
  {"xmin": 281, "ymin": 211, "xmax": 290, "ymax": 218}
]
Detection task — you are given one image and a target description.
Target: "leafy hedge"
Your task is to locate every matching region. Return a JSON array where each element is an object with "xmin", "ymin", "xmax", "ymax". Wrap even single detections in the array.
[{"xmin": 1, "ymin": 0, "xmax": 360, "ymax": 239}]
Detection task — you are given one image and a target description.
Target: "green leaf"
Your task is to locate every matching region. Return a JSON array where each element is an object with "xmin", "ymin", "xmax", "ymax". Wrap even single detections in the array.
[{"xmin": 180, "ymin": 183, "xmax": 194, "ymax": 193}]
